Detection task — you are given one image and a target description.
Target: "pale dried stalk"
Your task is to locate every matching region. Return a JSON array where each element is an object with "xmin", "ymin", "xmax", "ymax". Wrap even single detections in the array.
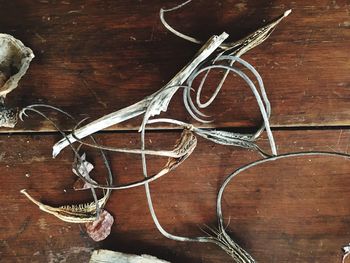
[
  {"xmin": 68, "ymin": 128, "xmax": 197, "ymax": 190},
  {"xmin": 182, "ymin": 59, "xmax": 276, "ymax": 156},
  {"xmin": 52, "ymin": 32, "xmax": 229, "ymax": 157},
  {"xmin": 69, "ymin": 118, "xmax": 195, "ymax": 159},
  {"xmin": 141, "ymin": 123, "xmax": 256, "ymax": 262}
]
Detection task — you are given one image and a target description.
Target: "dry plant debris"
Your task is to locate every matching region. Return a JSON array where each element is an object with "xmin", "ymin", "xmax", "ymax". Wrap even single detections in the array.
[
  {"xmin": 0, "ymin": 1, "xmax": 348, "ymax": 262},
  {"xmin": 0, "ymin": 34, "xmax": 34, "ymax": 127}
]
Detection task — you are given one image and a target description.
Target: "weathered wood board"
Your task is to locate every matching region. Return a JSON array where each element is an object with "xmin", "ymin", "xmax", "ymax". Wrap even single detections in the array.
[
  {"xmin": 1, "ymin": 130, "xmax": 350, "ymax": 262},
  {"xmin": 0, "ymin": 0, "xmax": 348, "ymax": 132}
]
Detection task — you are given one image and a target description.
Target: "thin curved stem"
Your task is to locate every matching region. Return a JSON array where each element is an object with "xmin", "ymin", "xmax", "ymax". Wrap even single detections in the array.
[{"xmin": 217, "ymin": 150, "xmax": 350, "ymax": 235}]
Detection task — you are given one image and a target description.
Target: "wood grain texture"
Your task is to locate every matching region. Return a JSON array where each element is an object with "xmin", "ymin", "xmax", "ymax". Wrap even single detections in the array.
[
  {"xmin": 1, "ymin": 130, "xmax": 350, "ymax": 262},
  {"xmin": 1, "ymin": 1, "xmax": 350, "ymax": 263},
  {"xmin": 0, "ymin": 0, "xmax": 348, "ymax": 132}
]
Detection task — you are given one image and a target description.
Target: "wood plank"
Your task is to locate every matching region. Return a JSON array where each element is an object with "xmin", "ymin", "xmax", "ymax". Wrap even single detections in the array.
[
  {"xmin": 1, "ymin": 129, "xmax": 350, "ymax": 262},
  {"xmin": 0, "ymin": 0, "xmax": 349, "ymax": 132}
]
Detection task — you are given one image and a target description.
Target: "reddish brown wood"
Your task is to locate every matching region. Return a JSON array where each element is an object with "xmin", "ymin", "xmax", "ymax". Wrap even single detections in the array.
[
  {"xmin": 1, "ymin": 1, "xmax": 350, "ymax": 262},
  {"xmin": 0, "ymin": 0, "xmax": 348, "ymax": 132},
  {"xmin": 1, "ymin": 130, "xmax": 350, "ymax": 262}
]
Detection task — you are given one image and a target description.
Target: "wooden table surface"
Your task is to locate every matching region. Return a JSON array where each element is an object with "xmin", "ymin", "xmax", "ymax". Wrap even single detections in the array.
[{"xmin": 0, "ymin": 0, "xmax": 349, "ymax": 262}]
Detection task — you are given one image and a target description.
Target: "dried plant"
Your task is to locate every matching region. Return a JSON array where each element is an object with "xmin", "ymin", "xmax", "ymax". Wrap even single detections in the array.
[
  {"xmin": 44, "ymin": 1, "xmax": 290, "ymax": 261},
  {"xmin": 52, "ymin": 5, "xmax": 291, "ymax": 156},
  {"xmin": 19, "ymin": 2, "xmax": 347, "ymax": 262},
  {"xmin": 28, "ymin": 2, "xmax": 289, "ymax": 262}
]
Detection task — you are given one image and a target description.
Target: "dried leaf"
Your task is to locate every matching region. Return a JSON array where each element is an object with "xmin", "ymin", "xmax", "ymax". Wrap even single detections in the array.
[
  {"xmin": 72, "ymin": 153, "xmax": 97, "ymax": 190},
  {"xmin": 164, "ymin": 128, "xmax": 197, "ymax": 171},
  {"xmin": 73, "ymin": 153, "xmax": 94, "ymax": 177},
  {"xmin": 85, "ymin": 210, "xmax": 114, "ymax": 241},
  {"xmin": 73, "ymin": 179, "xmax": 90, "ymax": 190}
]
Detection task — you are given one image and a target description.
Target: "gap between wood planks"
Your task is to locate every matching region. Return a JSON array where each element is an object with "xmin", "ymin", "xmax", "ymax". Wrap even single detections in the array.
[{"xmin": 0, "ymin": 125, "xmax": 349, "ymax": 137}]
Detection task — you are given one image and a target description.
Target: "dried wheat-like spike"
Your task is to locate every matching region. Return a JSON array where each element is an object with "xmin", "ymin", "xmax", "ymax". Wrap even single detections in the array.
[
  {"xmin": 193, "ymin": 129, "xmax": 271, "ymax": 157},
  {"xmin": 148, "ymin": 118, "xmax": 270, "ymax": 158},
  {"xmin": 20, "ymin": 189, "xmax": 109, "ymax": 223},
  {"xmin": 194, "ymin": 129, "xmax": 261, "ymax": 152},
  {"xmin": 224, "ymin": 9, "xmax": 291, "ymax": 56},
  {"xmin": 196, "ymin": 129, "xmax": 253, "ymax": 144}
]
